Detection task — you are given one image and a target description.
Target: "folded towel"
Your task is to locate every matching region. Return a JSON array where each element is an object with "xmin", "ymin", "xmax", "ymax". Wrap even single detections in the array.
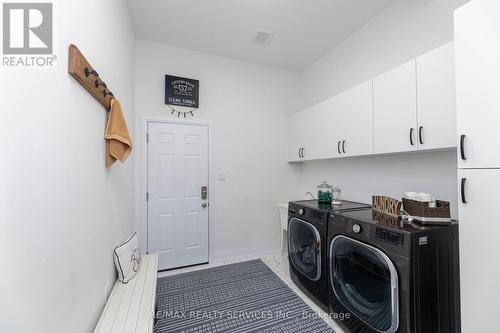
[{"xmin": 105, "ymin": 99, "xmax": 132, "ymax": 167}]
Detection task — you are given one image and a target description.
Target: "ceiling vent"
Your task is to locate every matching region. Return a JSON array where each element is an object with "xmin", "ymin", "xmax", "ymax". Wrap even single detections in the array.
[{"xmin": 253, "ymin": 29, "xmax": 273, "ymax": 44}]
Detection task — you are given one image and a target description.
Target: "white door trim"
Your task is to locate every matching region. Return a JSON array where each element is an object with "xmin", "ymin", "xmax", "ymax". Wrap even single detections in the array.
[{"xmin": 139, "ymin": 117, "xmax": 214, "ymax": 264}]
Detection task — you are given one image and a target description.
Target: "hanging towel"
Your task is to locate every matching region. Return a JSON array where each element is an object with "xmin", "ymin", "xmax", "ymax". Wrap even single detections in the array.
[{"xmin": 105, "ymin": 99, "xmax": 132, "ymax": 167}]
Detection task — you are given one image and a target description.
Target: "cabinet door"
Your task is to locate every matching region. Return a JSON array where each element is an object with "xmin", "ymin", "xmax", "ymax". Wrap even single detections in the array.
[
  {"xmin": 316, "ymin": 95, "xmax": 343, "ymax": 159},
  {"xmin": 287, "ymin": 105, "xmax": 320, "ymax": 162},
  {"xmin": 457, "ymin": 168, "xmax": 500, "ymax": 333},
  {"xmin": 288, "ymin": 110, "xmax": 308, "ymax": 162},
  {"xmin": 373, "ymin": 60, "xmax": 418, "ymax": 154},
  {"xmin": 416, "ymin": 42, "xmax": 456, "ymax": 150},
  {"xmin": 455, "ymin": 0, "xmax": 500, "ymax": 168},
  {"xmin": 336, "ymin": 81, "xmax": 374, "ymax": 157}
]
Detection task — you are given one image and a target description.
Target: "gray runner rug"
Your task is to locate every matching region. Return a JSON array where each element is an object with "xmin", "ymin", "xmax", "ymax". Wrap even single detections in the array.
[{"xmin": 154, "ymin": 259, "xmax": 334, "ymax": 333}]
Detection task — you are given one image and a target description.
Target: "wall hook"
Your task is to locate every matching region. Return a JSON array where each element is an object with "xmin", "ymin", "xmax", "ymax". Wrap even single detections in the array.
[
  {"xmin": 103, "ymin": 89, "xmax": 114, "ymax": 98},
  {"xmin": 84, "ymin": 67, "xmax": 99, "ymax": 77},
  {"xmin": 69, "ymin": 45, "xmax": 116, "ymax": 110},
  {"xmin": 95, "ymin": 79, "xmax": 107, "ymax": 89}
]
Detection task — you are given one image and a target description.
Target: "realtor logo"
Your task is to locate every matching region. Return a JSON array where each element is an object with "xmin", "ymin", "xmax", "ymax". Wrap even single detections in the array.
[
  {"xmin": 3, "ymin": 3, "xmax": 53, "ymax": 54},
  {"xmin": 2, "ymin": 2, "xmax": 56, "ymax": 67}
]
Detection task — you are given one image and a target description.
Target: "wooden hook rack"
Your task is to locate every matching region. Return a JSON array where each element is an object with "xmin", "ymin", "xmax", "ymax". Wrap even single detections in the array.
[{"xmin": 68, "ymin": 44, "xmax": 114, "ymax": 110}]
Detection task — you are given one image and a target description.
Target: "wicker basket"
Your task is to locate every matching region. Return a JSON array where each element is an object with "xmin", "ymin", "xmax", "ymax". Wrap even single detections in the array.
[{"xmin": 402, "ymin": 198, "xmax": 451, "ymax": 225}]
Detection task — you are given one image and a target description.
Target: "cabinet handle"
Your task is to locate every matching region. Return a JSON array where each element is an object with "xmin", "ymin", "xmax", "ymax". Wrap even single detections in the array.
[
  {"xmin": 460, "ymin": 135, "xmax": 467, "ymax": 160},
  {"xmin": 410, "ymin": 128, "xmax": 415, "ymax": 146},
  {"xmin": 298, "ymin": 148, "xmax": 301, "ymax": 158},
  {"xmin": 301, "ymin": 148, "xmax": 305, "ymax": 158},
  {"xmin": 337, "ymin": 141, "xmax": 341, "ymax": 154},
  {"xmin": 461, "ymin": 178, "xmax": 467, "ymax": 204},
  {"xmin": 419, "ymin": 126, "xmax": 424, "ymax": 145},
  {"xmin": 342, "ymin": 140, "xmax": 346, "ymax": 154}
]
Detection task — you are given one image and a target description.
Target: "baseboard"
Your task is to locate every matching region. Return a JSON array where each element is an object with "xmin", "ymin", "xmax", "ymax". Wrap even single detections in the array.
[{"xmin": 210, "ymin": 247, "xmax": 281, "ymax": 264}]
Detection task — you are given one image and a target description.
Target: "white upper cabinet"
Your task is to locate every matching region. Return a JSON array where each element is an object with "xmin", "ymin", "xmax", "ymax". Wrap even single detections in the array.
[
  {"xmin": 296, "ymin": 81, "xmax": 373, "ymax": 161},
  {"xmin": 373, "ymin": 60, "xmax": 418, "ymax": 154},
  {"xmin": 331, "ymin": 81, "xmax": 374, "ymax": 157},
  {"xmin": 455, "ymin": 0, "xmax": 500, "ymax": 169},
  {"xmin": 287, "ymin": 43, "xmax": 457, "ymax": 163},
  {"xmin": 288, "ymin": 107, "xmax": 310, "ymax": 162},
  {"xmin": 314, "ymin": 96, "xmax": 342, "ymax": 159},
  {"xmin": 287, "ymin": 104, "xmax": 321, "ymax": 162},
  {"xmin": 416, "ymin": 42, "xmax": 457, "ymax": 151}
]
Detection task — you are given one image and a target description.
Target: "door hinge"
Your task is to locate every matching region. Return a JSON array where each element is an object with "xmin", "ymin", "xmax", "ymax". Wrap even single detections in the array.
[
  {"xmin": 146, "ymin": 133, "xmax": 149, "ymax": 143},
  {"xmin": 146, "ymin": 192, "xmax": 149, "ymax": 202}
]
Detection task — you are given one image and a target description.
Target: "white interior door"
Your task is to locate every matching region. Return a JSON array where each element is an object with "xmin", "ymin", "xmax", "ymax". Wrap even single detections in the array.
[{"xmin": 147, "ymin": 121, "xmax": 209, "ymax": 271}]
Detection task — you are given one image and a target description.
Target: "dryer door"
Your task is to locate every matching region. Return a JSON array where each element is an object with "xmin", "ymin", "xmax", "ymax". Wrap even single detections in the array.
[
  {"xmin": 288, "ymin": 218, "xmax": 321, "ymax": 281},
  {"xmin": 330, "ymin": 235, "xmax": 399, "ymax": 333}
]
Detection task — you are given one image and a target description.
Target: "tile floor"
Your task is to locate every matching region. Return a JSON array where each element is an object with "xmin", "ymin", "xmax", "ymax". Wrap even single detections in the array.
[{"xmin": 157, "ymin": 251, "xmax": 346, "ymax": 332}]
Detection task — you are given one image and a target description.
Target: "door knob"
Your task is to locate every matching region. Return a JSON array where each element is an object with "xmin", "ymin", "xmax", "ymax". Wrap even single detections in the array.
[{"xmin": 202, "ymin": 202, "xmax": 208, "ymax": 208}]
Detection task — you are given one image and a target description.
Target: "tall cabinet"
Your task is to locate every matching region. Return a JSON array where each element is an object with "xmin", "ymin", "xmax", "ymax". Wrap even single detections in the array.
[{"xmin": 455, "ymin": 1, "xmax": 500, "ymax": 332}]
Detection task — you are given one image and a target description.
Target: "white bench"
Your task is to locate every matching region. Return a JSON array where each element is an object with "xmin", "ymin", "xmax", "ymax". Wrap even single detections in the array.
[{"xmin": 94, "ymin": 253, "xmax": 158, "ymax": 333}]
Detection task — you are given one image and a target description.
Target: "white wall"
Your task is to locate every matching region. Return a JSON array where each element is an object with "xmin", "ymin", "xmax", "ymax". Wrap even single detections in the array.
[
  {"xmin": 302, "ymin": 0, "xmax": 469, "ymax": 107},
  {"xmin": 288, "ymin": 0, "xmax": 468, "ymax": 218},
  {"xmin": 135, "ymin": 39, "xmax": 301, "ymax": 259},
  {"xmin": 290, "ymin": 150, "xmax": 459, "ymax": 218},
  {"xmin": 0, "ymin": 1, "xmax": 135, "ymax": 332}
]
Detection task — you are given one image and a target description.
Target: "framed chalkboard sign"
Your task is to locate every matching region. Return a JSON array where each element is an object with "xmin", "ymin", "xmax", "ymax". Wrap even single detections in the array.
[{"xmin": 165, "ymin": 75, "xmax": 199, "ymax": 108}]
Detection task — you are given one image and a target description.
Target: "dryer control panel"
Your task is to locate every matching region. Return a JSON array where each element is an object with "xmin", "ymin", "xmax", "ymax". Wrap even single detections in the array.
[
  {"xmin": 288, "ymin": 203, "xmax": 327, "ymax": 226},
  {"xmin": 376, "ymin": 228, "xmax": 405, "ymax": 247}
]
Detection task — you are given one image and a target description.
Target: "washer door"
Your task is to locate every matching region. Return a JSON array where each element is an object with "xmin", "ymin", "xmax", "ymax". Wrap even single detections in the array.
[
  {"xmin": 288, "ymin": 218, "xmax": 321, "ymax": 281},
  {"xmin": 330, "ymin": 235, "xmax": 399, "ymax": 333}
]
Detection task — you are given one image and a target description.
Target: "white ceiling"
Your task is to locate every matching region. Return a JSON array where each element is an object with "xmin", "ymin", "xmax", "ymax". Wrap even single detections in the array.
[{"xmin": 128, "ymin": 0, "xmax": 397, "ymax": 71}]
